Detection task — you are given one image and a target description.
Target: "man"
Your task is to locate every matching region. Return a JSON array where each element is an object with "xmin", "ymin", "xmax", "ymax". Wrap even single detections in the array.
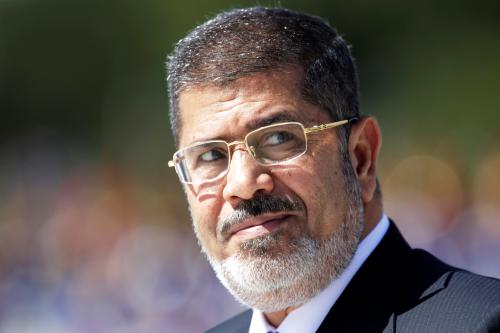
[{"xmin": 166, "ymin": 7, "xmax": 500, "ymax": 333}]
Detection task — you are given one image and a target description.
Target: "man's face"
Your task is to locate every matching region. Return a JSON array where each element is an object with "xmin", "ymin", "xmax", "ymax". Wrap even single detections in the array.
[{"xmin": 177, "ymin": 70, "xmax": 363, "ymax": 311}]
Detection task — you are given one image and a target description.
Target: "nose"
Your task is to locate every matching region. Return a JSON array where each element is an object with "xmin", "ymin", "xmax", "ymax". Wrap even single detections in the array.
[{"xmin": 222, "ymin": 147, "xmax": 274, "ymax": 207}]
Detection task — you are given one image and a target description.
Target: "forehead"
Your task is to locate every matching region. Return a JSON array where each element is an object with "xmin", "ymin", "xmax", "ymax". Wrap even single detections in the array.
[{"xmin": 177, "ymin": 71, "xmax": 329, "ymax": 146}]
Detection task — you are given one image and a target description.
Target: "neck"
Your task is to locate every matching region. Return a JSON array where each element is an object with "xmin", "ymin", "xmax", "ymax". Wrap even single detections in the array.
[
  {"xmin": 264, "ymin": 306, "xmax": 298, "ymax": 327},
  {"xmin": 360, "ymin": 194, "xmax": 383, "ymax": 240}
]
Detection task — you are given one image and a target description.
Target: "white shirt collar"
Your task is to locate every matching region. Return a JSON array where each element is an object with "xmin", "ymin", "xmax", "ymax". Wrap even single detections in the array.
[{"xmin": 249, "ymin": 215, "xmax": 390, "ymax": 333}]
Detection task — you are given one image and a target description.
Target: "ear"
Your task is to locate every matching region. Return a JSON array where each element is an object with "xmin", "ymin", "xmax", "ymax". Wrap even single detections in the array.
[{"xmin": 348, "ymin": 116, "xmax": 382, "ymax": 203}]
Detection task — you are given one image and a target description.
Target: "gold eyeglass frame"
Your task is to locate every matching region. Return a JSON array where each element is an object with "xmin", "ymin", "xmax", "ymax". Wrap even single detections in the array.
[{"xmin": 168, "ymin": 116, "xmax": 358, "ymax": 184}]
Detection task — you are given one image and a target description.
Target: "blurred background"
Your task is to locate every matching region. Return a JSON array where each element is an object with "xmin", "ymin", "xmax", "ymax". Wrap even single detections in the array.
[{"xmin": 1, "ymin": 0, "xmax": 499, "ymax": 332}]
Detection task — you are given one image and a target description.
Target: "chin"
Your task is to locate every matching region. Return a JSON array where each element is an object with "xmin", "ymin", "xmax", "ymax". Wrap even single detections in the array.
[{"xmin": 206, "ymin": 214, "xmax": 363, "ymax": 312}]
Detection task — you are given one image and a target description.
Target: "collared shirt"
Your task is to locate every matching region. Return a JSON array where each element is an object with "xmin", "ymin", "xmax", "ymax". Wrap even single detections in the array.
[{"xmin": 248, "ymin": 215, "xmax": 390, "ymax": 333}]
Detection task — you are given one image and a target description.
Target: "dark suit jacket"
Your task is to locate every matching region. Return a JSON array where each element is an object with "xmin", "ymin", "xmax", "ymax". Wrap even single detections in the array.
[{"xmin": 206, "ymin": 222, "xmax": 500, "ymax": 333}]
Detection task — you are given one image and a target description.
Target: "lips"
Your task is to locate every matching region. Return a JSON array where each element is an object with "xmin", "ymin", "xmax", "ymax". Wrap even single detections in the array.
[{"xmin": 227, "ymin": 213, "xmax": 292, "ymax": 239}]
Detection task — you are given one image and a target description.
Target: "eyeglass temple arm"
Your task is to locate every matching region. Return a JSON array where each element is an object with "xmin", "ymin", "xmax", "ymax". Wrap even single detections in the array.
[{"xmin": 304, "ymin": 116, "xmax": 359, "ymax": 134}]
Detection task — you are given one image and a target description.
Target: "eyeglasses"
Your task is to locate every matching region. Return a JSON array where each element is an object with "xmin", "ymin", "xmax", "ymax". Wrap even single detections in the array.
[{"xmin": 168, "ymin": 117, "xmax": 358, "ymax": 184}]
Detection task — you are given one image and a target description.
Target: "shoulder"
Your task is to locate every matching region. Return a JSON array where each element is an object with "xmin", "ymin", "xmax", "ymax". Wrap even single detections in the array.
[
  {"xmin": 205, "ymin": 310, "xmax": 252, "ymax": 333},
  {"xmin": 399, "ymin": 249, "xmax": 500, "ymax": 331},
  {"xmin": 409, "ymin": 248, "xmax": 500, "ymax": 308},
  {"xmin": 443, "ymin": 270, "xmax": 500, "ymax": 307}
]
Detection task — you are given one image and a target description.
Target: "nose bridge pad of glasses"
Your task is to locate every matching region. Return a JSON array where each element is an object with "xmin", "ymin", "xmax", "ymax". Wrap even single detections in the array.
[
  {"xmin": 248, "ymin": 145, "xmax": 257, "ymax": 158},
  {"xmin": 227, "ymin": 140, "xmax": 257, "ymax": 160}
]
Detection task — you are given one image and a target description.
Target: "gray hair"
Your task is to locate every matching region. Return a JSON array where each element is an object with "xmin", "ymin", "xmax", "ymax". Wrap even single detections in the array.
[{"xmin": 166, "ymin": 7, "xmax": 360, "ymax": 148}]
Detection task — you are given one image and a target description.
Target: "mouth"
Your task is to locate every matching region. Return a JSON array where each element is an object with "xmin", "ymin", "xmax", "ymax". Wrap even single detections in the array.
[{"xmin": 228, "ymin": 213, "xmax": 293, "ymax": 240}]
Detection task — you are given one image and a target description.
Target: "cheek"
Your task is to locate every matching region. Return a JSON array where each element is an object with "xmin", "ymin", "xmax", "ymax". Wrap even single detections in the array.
[
  {"xmin": 298, "ymin": 156, "xmax": 347, "ymax": 235},
  {"xmin": 186, "ymin": 189, "xmax": 222, "ymax": 247}
]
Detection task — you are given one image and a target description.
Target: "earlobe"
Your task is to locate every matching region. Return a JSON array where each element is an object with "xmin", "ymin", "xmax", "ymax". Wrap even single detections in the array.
[{"xmin": 348, "ymin": 116, "xmax": 382, "ymax": 203}]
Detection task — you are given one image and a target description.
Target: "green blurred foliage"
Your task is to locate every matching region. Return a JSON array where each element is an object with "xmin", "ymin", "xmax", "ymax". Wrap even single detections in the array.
[{"xmin": 1, "ymin": 0, "xmax": 499, "ymax": 183}]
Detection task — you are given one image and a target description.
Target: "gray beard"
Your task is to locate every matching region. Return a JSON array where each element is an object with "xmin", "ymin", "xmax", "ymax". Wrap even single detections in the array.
[{"xmin": 202, "ymin": 200, "xmax": 363, "ymax": 312}]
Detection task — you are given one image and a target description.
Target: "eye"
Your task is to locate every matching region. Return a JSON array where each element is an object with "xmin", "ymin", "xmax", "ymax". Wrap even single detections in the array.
[
  {"xmin": 198, "ymin": 148, "xmax": 227, "ymax": 162},
  {"xmin": 262, "ymin": 131, "xmax": 295, "ymax": 147}
]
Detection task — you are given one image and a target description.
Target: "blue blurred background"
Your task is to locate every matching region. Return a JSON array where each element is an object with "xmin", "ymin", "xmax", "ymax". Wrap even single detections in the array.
[{"xmin": 1, "ymin": 1, "xmax": 499, "ymax": 332}]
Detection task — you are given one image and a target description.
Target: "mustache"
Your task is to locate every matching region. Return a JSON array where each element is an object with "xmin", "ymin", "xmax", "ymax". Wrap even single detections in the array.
[{"xmin": 218, "ymin": 193, "xmax": 304, "ymax": 237}]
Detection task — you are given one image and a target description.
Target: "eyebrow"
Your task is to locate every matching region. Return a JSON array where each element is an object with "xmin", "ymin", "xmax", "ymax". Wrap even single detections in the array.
[
  {"xmin": 246, "ymin": 112, "xmax": 298, "ymax": 131},
  {"xmin": 188, "ymin": 112, "xmax": 299, "ymax": 146}
]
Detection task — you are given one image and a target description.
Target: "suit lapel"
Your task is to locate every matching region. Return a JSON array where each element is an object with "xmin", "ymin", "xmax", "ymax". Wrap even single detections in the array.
[
  {"xmin": 317, "ymin": 221, "xmax": 456, "ymax": 332},
  {"xmin": 205, "ymin": 310, "xmax": 252, "ymax": 333}
]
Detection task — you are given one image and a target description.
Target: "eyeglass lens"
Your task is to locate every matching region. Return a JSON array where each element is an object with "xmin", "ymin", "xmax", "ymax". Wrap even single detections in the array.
[
  {"xmin": 174, "ymin": 123, "xmax": 307, "ymax": 183},
  {"xmin": 247, "ymin": 123, "xmax": 306, "ymax": 164}
]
